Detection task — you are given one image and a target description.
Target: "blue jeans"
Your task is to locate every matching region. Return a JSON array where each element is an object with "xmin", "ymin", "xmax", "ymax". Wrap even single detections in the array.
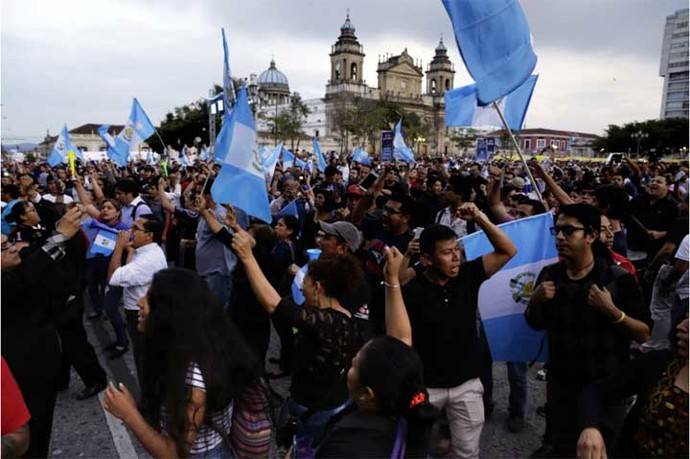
[
  {"xmin": 203, "ymin": 272, "xmax": 233, "ymax": 310},
  {"xmin": 507, "ymin": 361, "xmax": 527, "ymax": 419},
  {"xmin": 103, "ymin": 286, "xmax": 128, "ymax": 347}
]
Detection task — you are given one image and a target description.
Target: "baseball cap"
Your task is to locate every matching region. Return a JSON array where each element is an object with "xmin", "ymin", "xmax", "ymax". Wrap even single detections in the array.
[
  {"xmin": 346, "ymin": 184, "xmax": 364, "ymax": 197},
  {"xmin": 510, "ymin": 177, "xmax": 526, "ymax": 190},
  {"xmin": 319, "ymin": 221, "xmax": 362, "ymax": 252}
]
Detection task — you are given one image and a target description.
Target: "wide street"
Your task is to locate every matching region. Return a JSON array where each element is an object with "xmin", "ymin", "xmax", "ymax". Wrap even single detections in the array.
[{"xmin": 49, "ymin": 312, "xmax": 547, "ymax": 458}]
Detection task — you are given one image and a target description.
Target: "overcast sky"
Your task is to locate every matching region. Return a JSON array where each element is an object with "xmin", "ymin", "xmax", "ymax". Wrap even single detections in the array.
[{"xmin": 1, "ymin": 0, "xmax": 687, "ymax": 143}]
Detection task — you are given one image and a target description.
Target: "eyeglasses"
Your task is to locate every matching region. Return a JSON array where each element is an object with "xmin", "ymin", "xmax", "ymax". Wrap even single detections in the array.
[
  {"xmin": 550, "ymin": 225, "xmax": 587, "ymax": 236},
  {"xmin": 132, "ymin": 225, "xmax": 148, "ymax": 233}
]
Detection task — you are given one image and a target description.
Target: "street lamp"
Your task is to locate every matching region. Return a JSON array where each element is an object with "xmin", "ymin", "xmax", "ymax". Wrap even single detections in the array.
[{"xmin": 631, "ymin": 131, "xmax": 648, "ymax": 157}]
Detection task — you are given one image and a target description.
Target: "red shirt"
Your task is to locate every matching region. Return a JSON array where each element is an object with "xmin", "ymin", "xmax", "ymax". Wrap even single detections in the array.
[
  {"xmin": 1, "ymin": 358, "xmax": 30, "ymax": 435},
  {"xmin": 611, "ymin": 250, "xmax": 638, "ymax": 282}
]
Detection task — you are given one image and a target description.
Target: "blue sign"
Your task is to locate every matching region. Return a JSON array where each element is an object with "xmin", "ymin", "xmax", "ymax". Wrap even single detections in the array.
[
  {"xmin": 381, "ymin": 130, "xmax": 394, "ymax": 162},
  {"xmin": 476, "ymin": 137, "xmax": 488, "ymax": 161}
]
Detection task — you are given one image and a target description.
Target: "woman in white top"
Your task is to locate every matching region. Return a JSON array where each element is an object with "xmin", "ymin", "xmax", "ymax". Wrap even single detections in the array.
[{"xmin": 103, "ymin": 268, "xmax": 262, "ymax": 458}]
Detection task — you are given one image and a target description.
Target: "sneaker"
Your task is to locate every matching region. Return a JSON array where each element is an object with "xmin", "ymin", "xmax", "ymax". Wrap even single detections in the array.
[
  {"xmin": 536, "ymin": 368, "xmax": 547, "ymax": 381},
  {"xmin": 507, "ymin": 416, "xmax": 525, "ymax": 433}
]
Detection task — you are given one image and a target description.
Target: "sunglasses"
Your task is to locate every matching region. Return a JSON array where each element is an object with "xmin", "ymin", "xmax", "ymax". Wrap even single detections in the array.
[{"xmin": 550, "ymin": 225, "xmax": 587, "ymax": 236}]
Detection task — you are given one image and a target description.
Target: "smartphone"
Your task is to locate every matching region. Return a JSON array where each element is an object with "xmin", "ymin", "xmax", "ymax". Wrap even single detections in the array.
[
  {"xmin": 413, "ymin": 227, "xmax": 424, "ymax": 240},
  {"xmin": 360, "ymin": 171, "xmax": 379, "ymax": 190}
]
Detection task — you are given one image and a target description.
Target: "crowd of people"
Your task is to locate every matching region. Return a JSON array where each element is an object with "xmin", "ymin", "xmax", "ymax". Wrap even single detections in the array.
[{"xmin": 0, "ymin": 148, "xmax": 688, "ymax": 458}]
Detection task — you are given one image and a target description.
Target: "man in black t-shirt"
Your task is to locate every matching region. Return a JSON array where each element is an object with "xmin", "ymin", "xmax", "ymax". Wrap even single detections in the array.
[
  {"xmin": 403, "ymin": 205, "xmax": 517, "ymax": 459},
  {"xmin": 525, "ymin": 204, "xmax": 650, "ymax": 457}
]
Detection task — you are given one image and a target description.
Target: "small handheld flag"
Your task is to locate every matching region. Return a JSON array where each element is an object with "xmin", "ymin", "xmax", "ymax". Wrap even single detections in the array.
[{"xmin": 392, "ymin": 119, "xmax": 416, "ymax": 164}]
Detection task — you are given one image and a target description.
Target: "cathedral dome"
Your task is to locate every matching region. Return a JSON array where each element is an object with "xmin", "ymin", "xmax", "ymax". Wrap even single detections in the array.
[{"xmin": 258, "ymin": 60, "xmax": 289, "ymax": 87}]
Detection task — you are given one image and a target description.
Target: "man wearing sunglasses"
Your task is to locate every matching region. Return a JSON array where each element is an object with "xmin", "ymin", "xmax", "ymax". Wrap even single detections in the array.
[{"xmin": 525, "ymin": 204, "xmax": 650, "ymax": 457}]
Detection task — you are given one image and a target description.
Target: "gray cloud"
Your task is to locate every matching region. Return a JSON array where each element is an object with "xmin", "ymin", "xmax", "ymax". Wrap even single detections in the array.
[{"xmin": 1, "ymin": 0, "xmax": 686, "ymax": 143}]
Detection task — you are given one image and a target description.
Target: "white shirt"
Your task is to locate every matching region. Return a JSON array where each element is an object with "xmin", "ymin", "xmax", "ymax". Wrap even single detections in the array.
[
  {"xmin": 675, "ymin": 235, "xmax": 689, "ymax": 300},
  {"xmin": 42, "ymin": 193, "xmax": 74, "ymax": 204},
  {"xmin": 109, "ymin": 242, "xmax": 167, "ymax": 310}
]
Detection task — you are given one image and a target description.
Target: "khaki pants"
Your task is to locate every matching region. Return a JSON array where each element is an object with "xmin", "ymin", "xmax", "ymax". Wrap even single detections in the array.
[{"xmin": 428, "ymin": 377, "xmax": 485, "ymax": 459}]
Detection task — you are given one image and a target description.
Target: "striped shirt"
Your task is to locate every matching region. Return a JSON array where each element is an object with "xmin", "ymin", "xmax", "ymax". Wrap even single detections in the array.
[{"xmin": 161, "ymin": 364, "xmax": 234, "ymax": 455}]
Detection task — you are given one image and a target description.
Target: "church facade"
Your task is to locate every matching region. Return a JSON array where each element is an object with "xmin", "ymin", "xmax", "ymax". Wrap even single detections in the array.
[{"xmin": 251, "ymin": 13, "xmax": 458, "ymax": 157}]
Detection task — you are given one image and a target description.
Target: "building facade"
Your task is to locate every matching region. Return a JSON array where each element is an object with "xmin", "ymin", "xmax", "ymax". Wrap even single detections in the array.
[
  {"xmin": 36, "ymin": 124, "xmax": 148, "ymax": 159},
  {"xmin": 253, "ymin": 13, "xmax": 457, "ymax": 156},
  {"xmin": 659, "ymin": 8, "xmax": 689, "ymax": 119},
  {"xmin": 489, "ymin": 128, "xmax": 600, "ymax": 157}
]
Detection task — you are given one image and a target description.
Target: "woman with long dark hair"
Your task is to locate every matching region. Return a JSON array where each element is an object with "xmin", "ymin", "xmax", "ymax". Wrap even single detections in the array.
[
  {"xmin": 314, "ymin": 246, "xmax": 436, "ymax": 458},
  {"xmin": 103, "ymin": 268, "xmax": 262, "ymax": 458}
]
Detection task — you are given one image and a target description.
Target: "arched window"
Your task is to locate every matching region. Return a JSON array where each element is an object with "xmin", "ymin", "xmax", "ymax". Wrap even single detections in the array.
[
  {"xmin": 445, "ymin": 79, "xmax": 451, "ymax": 90},
  {"xmin": 351, "ymin": 63, "xmax": 358, "ymax": 81},
  {"xmin": 334, "ymin": 62, "xmax": 341, "ymax": 80},
  {"xmin": 431, "ymin": 79, "xmax": 437, "ymax": 94}
]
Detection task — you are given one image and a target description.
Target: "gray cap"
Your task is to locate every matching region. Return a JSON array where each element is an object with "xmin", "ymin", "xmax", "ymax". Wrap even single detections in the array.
[
  {"xmin": 510, "ymin": 177, "xmax": 526, "ymax": 190},
  {"xmin": 319, "ymin": 221, "xmax": 362, "ymax": 252}
]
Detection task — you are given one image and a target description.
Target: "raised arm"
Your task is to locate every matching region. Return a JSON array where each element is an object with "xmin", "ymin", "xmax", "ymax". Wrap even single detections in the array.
[
  {"xmin": 89, "ymin": 173, "xmax": 105, "ymax": 203},
  {"xmin": 487, "ymin": 167, "xmax": 512, "ymax": 223},
  {"xmin": 73, "ymin": 176, "xmax": 102, "ymax": 219},
  {"xmin": 383, "ymin": 246, "xmax": 412, "ymax": 346},
  {"xmin": 231, "ymin": 229, "xmax": 281, "ymax": 313},
  {"xmin": 532, "ymin": 161, "xmax": 573, "ymax": 206},
  {"xmin": 156, "ymin": 177, "xmax": 177, "ymax": 214},
  {"xmin": 459, "ymin": 203, "xmax": 517, "ymax": 277}
]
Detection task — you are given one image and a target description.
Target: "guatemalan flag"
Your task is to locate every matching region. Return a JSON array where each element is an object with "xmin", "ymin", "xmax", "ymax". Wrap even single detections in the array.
[
  {"xmin": 282, "ymin": 149, "xmax": 295, "ymax": 169},
  {"xmin": 312, "ymin": 138, "xmax": 327, "ymax": 173},
  {"xmin": 352, "ymin": 146, "xmax": 372, "ymax": 166},
  {"xmin": 441, "ymin": 0, "xmax": 537, "ymax": 105},
  {"xmin": 445, "ymin": 75, "xmax": 538, "ymax": 131},
  {"xmin": 109, "ymin": 98, "xmax": 156, "ymax": 167},
  {"xmin": 86, "ymin": 220, "xmax": 119, "ymax": 257},
  {"xmin": 48, "ymin": 125, "xmax": 83, "ymax": 167},
  {"xmin": 461, "ymin": 213, "xmax": 557, "ymax": 362},
  {"xmin": 392, "ymin": 119, "xmax": 416, "ymax": 164},
  {"xmin": 211, "ymin": 86, "xmax": 271, "ymax": 223},
  {"xmin": 262, "ymin": 144, "xmax": 282, "ymax": 179}
]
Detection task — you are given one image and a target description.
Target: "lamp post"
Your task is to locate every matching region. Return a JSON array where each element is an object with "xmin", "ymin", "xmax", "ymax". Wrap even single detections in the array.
[{"xmin": 631, "ymin": 131, "xmax": 648, "ymax": 157}]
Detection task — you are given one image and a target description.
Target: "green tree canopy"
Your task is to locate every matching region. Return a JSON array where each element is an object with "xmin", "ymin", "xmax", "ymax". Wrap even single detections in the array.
[{"xmin": 594, "ymin": 117, "xmax": 689, "ymax": 155}]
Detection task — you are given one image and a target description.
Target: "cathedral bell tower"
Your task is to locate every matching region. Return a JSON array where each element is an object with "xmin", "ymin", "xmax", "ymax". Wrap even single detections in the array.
[
  {"xmin": 425, "ymin": 36, "xmax": 455, "ymax": 96},
  {"xmin": 328, "ymin": 12, "xmax": 365, "ymax": 86}
]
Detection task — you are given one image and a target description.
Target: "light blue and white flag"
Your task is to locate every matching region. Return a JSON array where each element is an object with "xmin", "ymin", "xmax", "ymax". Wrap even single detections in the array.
[
  {"xmin": 294, "ymin": 157, "xmax": 307, "ymax": 170},
  {"xmin": 200, "ymin": 146, "xmax": 209, "ymax": 161},
  {"xmin": 86, "ymin": 220, "xmax": 119, "ymax": 257},
  {"xmin": 442, "ymin": 0, "xmax": 537, "ymax": 105},
  {"xmin": 97, "ymin": 124, "xmax": 120, "ymax": 164},
  {"xmin": 282, "ymin": 149, "xmax": 295, "ymax": 168},
  {"xmin": 221, "ymin": 28, "xmax": 235, "ymax": 115},
  {"xmin": 180, "ymin": 145, "xmax": 191, "ymax": 167},
  {"xmin": 461, "ymin": 213, "xmax": 557, "ymax": 362},
  {"xmin": 392, "ymin": 119, "xmax": 416, "ymax": 164},
  {"xmin": 48, "ymin": 125, "xmax": 83, "ymax": 167},
  {"xmin": 312, "ymin": 138, "xmax": 327, "ymax": 173},
  {"xmin": 445, "ymin": 75, "xmax": 538, "ymax": 131},
  {"xmin": 352, "ymin": 146, "xmax": 372, "ymax": 166},
  {"xmin": 262, "ymin": 144, "xmax": 282, "ymax": 179},
  {"xmin": 276, "ymin": 200, "xmax": 299, "ymax": 219},
  {"xmin": 110, "ymin": 98, "xmax": 156, "ymax": 167},
  {"xmin": 211, "ymin": 86, "xmax": 271, "ymax": 222}
]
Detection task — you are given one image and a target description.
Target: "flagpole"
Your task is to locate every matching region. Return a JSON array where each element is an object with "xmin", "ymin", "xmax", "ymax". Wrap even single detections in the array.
[{"xmin": 491, "ymin": 102, "xmax": 543, "ymax": 202}]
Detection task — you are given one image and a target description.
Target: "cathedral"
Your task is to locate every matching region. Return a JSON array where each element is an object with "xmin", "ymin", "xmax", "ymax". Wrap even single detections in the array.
[{"xmin": 251, "ymin": 13, "xmax": 457, "ymax": 156}]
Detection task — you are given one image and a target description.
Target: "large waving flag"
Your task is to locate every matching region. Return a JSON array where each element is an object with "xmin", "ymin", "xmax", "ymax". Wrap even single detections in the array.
[
  {"xmin": 97, "ymin": 124, "xmax": 122, "ymax": 165},
  {"xmin": 442, "ymin": 0, "xmax": 537, "ymax": 105},
  {"xmin": 211, "ymin": 86, "xmax": 271, "ymax": 222},
  {"xmin": 110, "ymin": 98, "xmax": 156, "ymax": 167},
  {"xmin": 461, "ymin": 213, "xmax": 556, "ymax": 362},
  {"xmin": 221, "ymin": 28, "xmax": 235, "ymax": 115},
  {"xmin": 352, "ymin": 146, "xmax": 372, "ymax": 166},
  {"xmin": 312, "ymin": 138, "xmax": 327, "ymax": 173},
  {"xmin": 48, "ymin": 125, "xmax": 82, "ymax": 167},
  {"xmin": 446, "ymin": 75, "xmax": 538, "ymax": 131},
  {"xmin": 392, "ymin": 119, "xmax": 416, "ymax": 164}
]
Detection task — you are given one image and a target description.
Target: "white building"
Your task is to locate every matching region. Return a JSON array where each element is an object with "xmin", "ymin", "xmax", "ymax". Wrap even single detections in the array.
[{"xmin": 659, "ymin": 8, "xmax": 689, "ymax": 119}]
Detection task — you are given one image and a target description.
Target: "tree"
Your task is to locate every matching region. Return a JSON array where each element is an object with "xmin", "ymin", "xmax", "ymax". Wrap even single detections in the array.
[
  {"xmin": 449, "ymin": 128, "xmax": 478, "ymax": 155},
  {"xmin": 266, "ymin": 92, "xmax": 311, "ymax": 150},
  {"xmin": 594, "ymin": 118, "xmax": 689, "ymax": 156}
]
